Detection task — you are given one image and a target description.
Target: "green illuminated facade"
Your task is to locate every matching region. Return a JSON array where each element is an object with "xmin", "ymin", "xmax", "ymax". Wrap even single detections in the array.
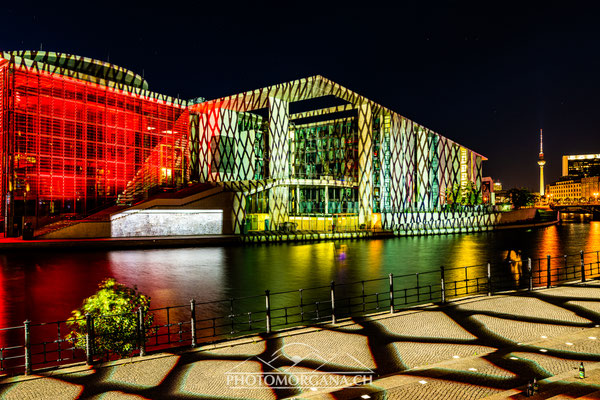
[{"xmin": 189, "ymin": 76, "xmax": 494, "ymax": 235}]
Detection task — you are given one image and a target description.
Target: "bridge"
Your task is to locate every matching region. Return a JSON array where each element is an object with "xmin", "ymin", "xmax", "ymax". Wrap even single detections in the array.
[{"xmin": 551, "ymin": 203, "xmax": 600, "ymax": 218}]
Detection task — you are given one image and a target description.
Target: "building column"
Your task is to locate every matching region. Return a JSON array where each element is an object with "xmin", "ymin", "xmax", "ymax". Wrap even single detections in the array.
[
  {"xmin": 358, "ymin": 103, "xmax": 373, "ymax": 227},
  {"xmin": 232, "ymin": 191, "xmax": 246, "ymax": 234},
  {"xmin": 268, "ymin": 97, "xmax": 289, "ymax": 229}
]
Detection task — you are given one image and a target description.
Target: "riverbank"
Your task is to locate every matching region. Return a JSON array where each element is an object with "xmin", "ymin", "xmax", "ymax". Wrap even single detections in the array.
[
  {"xmin": 0, "ymin": 230, "xmax": 393, "ymax": 251},
  {"xmin": 495, "ymin": 218, "xmax": 559, "ymax": 230},
  {"xmin": 0, "ymin": 235, "xmax": 241, "ymax": 251},
  {"xmin": 0, "ymin": 219, "xmax": 560, "ymax": 251},
  {"xmin": 3, "ymin": 282, "xmax": 600, "ymax": 399}
]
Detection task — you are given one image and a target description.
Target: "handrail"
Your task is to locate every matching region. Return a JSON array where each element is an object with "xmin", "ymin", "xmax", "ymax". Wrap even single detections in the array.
[{"xmin": 1, "ymin": 248, "xmax": 599, "ymax": 378}]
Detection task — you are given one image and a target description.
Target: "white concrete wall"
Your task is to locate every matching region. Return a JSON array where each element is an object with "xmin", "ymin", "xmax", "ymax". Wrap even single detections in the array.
[
  {"xmin": 111, "ymin": 209, "xmax": 222, "ymax": 237},
  {"xmin": 496, "ymin": 208, "xmax": 537, "ymax": 225}
]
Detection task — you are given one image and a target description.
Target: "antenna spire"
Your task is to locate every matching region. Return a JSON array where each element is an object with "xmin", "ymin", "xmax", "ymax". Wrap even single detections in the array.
[{"xmin": 539, "ymin": 129, "xmax": 543, "ymax": 155}]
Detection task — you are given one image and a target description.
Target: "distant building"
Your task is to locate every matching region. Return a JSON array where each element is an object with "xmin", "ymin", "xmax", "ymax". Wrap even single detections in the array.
[
  {"xmin": 581, "ymin": 176, "xmax": 600, "ymax": 201},
  {"xmin": 546, "ymin": 176, "xmax": 582, "ymax": 202},
  {"xmin": 493, "ymin": 181, "xmax": 502, "ymax": 192},
  {"xmin": 562, "ymin": 154, "xmax": 600, "ymax": 177},
  {"xmin": 481, "ymin": 177, "xmax": 494, "ymax": 204}
]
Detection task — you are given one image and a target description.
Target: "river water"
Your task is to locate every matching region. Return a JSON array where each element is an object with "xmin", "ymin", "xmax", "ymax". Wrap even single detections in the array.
[{"xmin": 1, "ymin": 221, "xmax": 599, "ymax": 336}]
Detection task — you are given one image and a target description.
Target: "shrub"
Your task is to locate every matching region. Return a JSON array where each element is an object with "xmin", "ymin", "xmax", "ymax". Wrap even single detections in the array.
[{"xmin": 66, "ymin": 278, "xmax": 153, "ymax": 357}]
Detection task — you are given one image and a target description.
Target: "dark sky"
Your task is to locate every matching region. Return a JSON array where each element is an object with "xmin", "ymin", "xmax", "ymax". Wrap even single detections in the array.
[{"xmin": 2, "ymin": 2, "xmax": 600, "ymax": 190}]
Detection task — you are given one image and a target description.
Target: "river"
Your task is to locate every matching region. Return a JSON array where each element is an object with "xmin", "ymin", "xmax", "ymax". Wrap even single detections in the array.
[{"xmin": 0, "ymin": 221, "xmax": 599, "ymax": 335}]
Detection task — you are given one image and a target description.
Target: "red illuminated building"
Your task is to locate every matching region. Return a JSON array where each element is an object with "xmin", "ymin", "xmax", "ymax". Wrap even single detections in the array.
[
  {"xmin": 0, "ymin": 51, "xmax": 189, "ymax": 236},
  {"xmin": 0, "ymin": 51, "xmax": 491, "ymax": 239}
]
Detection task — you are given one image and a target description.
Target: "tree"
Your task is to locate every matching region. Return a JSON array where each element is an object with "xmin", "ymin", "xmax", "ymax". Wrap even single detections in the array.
[
  {"xmin": 66, "ymin": 278, "xmax": 153, "ymax": 357},
  {"xmin": 446, "ymin": 182, "xmax": 481, "ymax": 207},
  {"xmin": 506, "ymin": 188, "xmax": 535, "ymax": 210},
  {"xmin": 462, "ymin": 181, "xmax": 481, "ymax": 205}
]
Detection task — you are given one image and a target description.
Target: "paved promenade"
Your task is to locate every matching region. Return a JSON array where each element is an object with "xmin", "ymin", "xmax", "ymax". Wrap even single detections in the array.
[{"xmin": 3, "ymin": 282, "xmax": 600, "ymax": 399}]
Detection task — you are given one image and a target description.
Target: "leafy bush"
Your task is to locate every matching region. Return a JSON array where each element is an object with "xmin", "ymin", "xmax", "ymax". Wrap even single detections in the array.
[
  {"xmin": 66, "ymin": 278, "xmax": 153, "ymax": 357},
  {"xmin": 506, "ymin": 188, "xmax": 535, "ymax": 210}
]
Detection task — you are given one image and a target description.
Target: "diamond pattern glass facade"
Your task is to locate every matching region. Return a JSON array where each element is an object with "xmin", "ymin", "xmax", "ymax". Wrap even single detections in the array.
[
  {"xmin": 0, "ymin": 53, "xmax": 493, "ymax": 237},
  {"xmin": 189, "ymin": 76, "xmax": 494, "ymax": 234}
]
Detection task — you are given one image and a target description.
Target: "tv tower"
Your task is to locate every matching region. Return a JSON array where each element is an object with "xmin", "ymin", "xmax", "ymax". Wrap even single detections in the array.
[{"xmin": 538, "ymin": 129, "xmax": 546, "ymax": 196}]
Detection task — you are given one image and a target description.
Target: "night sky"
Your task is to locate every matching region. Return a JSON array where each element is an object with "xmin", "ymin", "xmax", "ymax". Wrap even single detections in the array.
[{"xmin": 2, "ymin": 2, "xmax": 600, "ymax": 191}]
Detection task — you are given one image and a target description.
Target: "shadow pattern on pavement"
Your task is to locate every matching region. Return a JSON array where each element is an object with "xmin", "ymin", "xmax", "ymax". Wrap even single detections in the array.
[{"xmin": 3, "ymin": 283, "xmax": 600, "ymax": 399}]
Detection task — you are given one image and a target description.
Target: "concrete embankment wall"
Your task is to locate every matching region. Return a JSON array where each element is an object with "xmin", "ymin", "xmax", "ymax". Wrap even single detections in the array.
[
  {"xmin": 38, "ymin": 188, "xmax": 235, "ymax": 239},
  {"xmin": 39, "ymin": 221, "xmax": 111, "ymax": 239},
  {"xmin": 495, "ymin": 208, "xmax": 537, "ymax": 225}
]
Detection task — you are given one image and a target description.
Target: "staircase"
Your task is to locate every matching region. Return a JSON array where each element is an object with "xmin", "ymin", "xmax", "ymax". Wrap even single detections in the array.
[{"xmin": 117, "ymin": 138, "xmax": 186, "ymax": 205}]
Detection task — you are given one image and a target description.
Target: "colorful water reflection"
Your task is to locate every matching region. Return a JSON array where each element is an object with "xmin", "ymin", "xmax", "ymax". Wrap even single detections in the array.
[{"xmin": 0, "ymin": 222, "xmax": 598, "ymax": 331}]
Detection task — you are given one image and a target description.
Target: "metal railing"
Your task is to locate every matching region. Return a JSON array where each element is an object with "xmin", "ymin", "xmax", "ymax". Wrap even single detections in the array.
[{"xmin": 1, "ymin": 249, "xmax": 600, "ymax": 378}]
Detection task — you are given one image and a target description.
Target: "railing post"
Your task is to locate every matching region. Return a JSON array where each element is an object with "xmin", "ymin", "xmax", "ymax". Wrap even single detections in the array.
[
  {"xmin": 265, "ymin": 290, "xmax": 271, "ymax": 334},
  {"xmin": 547, "ymin": 255, "xmax": 552, "ymax": 288},
  {"xmin": 330, "ymin": 281, "xmax": 336, "ymax": 324},
  {"xmin": 389, "ymin": 273, "xmax": 395, "ymax": 313},
  {"xmin": 564, "ymin": 254, "xmax": 568, "ymax": 280},
  {"xmin": 85, "ymin": 313, "xmax": 94, "ymax": 365},
  {"xmin": 299, "ymin": 289, "xmax": 304, "ymax": 322},
  {"xmin": 487, "ymin": 262, "xmax": 492, "ymax": 296},
  {"xmin": 361, "ymin": 281, "xmax": 366, "ymax": 311},
  {"xmin": 581, "ymin": 250, "xmax": 586, "ymax": 283},
  {"xmin": 440, "ymin": 266, "xmax": 446, "ymax": 303},
  {"xmin": 24, "ymin": 320, "xmax": 31, "ymax": 375},
  {"xmin": 528, "ymin": 258, "xmax": 533, "ymax": 291},
  {"xmin": 190, "ymin": 299, "xmax": 197, "ymax": 348},
  {"xmin": 138, "ymin": 308, "xmax": 146, "ymax": 357},
  {"xmin": 416, "ymin": 273, "xmax": 420, "ymax": 301},
  {"xmin": 465, "ymin": 266, "xmax": 468, "ymax": 294}
]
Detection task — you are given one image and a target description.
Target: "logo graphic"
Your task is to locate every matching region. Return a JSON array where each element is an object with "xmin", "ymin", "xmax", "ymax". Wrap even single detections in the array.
[{"xmin": 225, "ymin": 342, "xmax": 375, "ymax": 390}]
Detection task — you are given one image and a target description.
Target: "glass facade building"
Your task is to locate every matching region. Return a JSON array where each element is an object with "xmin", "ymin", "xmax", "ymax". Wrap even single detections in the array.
[
  {"xmin": 0, "ymin": 51, "xmax": 188, "ymax": 235},
  {"xmin": 562, "ymin": 154, "xmax": 600, "ymax": 178},
  {"xmin": 1, "ymin": 52, "xmax": 492, "ymax": 237},
  {"xmin": 190, "ymin": 76, "xmax": 491, "ymax": 235}
]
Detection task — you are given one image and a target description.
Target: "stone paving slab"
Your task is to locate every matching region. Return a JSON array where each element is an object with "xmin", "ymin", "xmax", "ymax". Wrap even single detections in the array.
[
  {"xmin": 456, "ymin": 296, "xmax": 591, "ymax": 323},
  {"xmin": 472, "ymin": 314, "xmax": 588, "ymax": 343},
  {"xmin": 570, "ymin": 301, "xmax": 600, "ymax": 315},
  {"xmin": 375, "ymin": 310, "xmax": 477, "ymax": 340},
  {"xmin": 541, "ymin": 286, "xmax": 600, "ymax": 299},
  {"xmin": 0, "ymin": 376, "xmax": 83, "ymax": 400},
  {"xmin": 392, "ymin": 342, "xmax": 497, "ymax": 369},
  {"xmin": 105, "ymin": 355, "xmax": 180, "ymax": 389}
]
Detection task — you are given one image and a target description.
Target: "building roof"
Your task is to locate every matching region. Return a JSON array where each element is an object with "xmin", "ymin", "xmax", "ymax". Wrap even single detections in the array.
[
  {"xmin": 191, "ymin": 75, "xmax": 486, "ymax": 160},
  {"xmin": 3, "ymin": 50, "xmax": 147, "ymax": 89},
  {"xmin": 1, "ymin": 50, "xmax": 187, "ymax": 107}
]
